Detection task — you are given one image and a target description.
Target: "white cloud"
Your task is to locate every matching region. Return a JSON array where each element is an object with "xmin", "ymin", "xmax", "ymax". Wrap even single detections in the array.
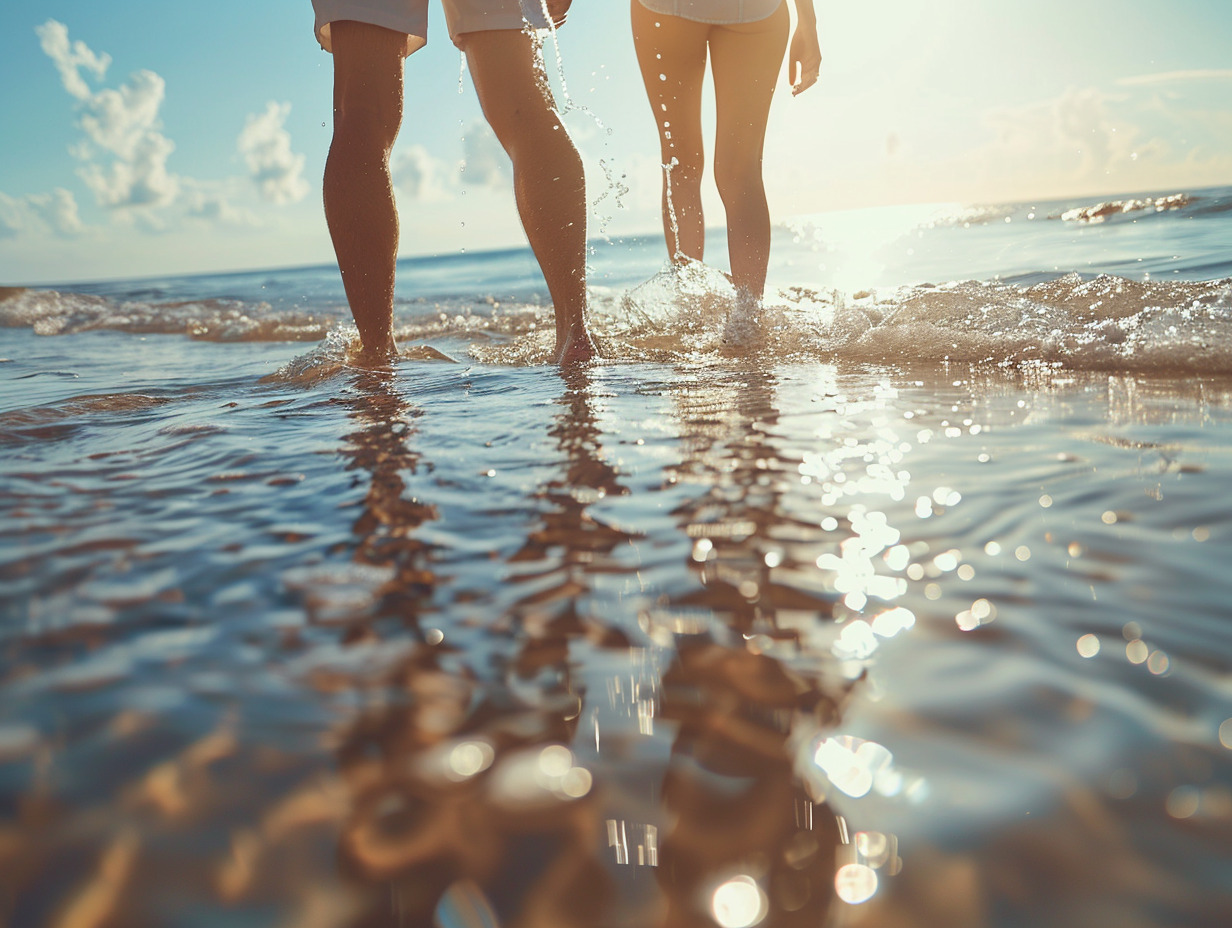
[
  {"xmin": 29, "ymin": 188, "xmax": 86, "ymax": 236},
  {"xmin": 74, "ymin": 69, "xmax": 180, "ymax": 210},
  {"xmin": 0, "ymin": 188, "xmax": 85, "ymax": 238},
  {"xmin": 761, "ymin": 71, "xmax": 1232, "ymax": 214},
  {"xmin": 181, "ymin": 180, "xmax": 260, "ymax": 227},
  {"xmin": 981, "ymin": 86, "xmax": 1138, "ymax": 181},
  {"xmin": 461, "ymin": 121, "xmax": 512, "ymax": 188},
  {"xmin": 391, "ymin": 144, "xmax": 456, "ymax": 201},
  {"xmin": 78, "ymin": 70, "xmax": 168, "ymax": 163},
  {"xmin": 387, "ymin": 125, "xmax": 513, "ymax": 202},
  {"xmin": 36, "ymin": 21, "xmax": 179, "ymax": 211},
  {"xmin": 0, "ymin": 193, "xmax": 26, "ymax": 238},
  {"xmin": 237, "ymin": 102, "xmax": 310, "ymax": 205},
  {"xmin": 78, "ymin": 108, "xmax": 179, "ymax": 209},
  {"xmin": 964, "ymin": 81, "xmax": 1232, "ymax": 199},
  {"xmin": 35, "ymin": 19, "xmax": 110, "ymax": 101}
]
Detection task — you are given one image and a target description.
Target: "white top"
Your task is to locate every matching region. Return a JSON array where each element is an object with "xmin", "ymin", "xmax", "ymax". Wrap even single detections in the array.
[{"xmin": 636, "ymin": 0, "xmax": 783, "ymax": 25}]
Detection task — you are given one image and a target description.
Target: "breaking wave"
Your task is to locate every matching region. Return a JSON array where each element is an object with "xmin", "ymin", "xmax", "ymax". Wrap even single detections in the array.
[{"xmin": 6, "ymin": 266, "xmax": 1232, "ymax": 376}]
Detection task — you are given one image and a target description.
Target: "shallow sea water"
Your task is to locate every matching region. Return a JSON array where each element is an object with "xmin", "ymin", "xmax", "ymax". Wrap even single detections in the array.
[{"xmin": 3, "ymin": 189, "xmax": 1232, "ymax": 926}]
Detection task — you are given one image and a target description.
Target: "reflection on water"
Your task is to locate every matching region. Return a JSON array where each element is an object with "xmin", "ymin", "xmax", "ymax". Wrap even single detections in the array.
[
  {"xmin": 327, "ymin": 367, "xmax": 852, "ymax": 927},
  {"xmin": 2, "ymin": 356, "xmax": 1232, "ymax": 926}
]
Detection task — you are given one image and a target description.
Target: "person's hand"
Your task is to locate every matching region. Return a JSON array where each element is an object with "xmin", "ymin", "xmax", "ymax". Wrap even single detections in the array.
[
  {"xmin": 788, "ymin": 25, "xmax": 821, "ymax": 95},
  {"xmin": 544, "ymin": 0, "xmax": 573, "ymax": 28}
]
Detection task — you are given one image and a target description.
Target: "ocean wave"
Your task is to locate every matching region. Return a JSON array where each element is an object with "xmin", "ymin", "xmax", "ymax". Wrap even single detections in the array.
[
  {"xmin": 916, "ymin": 189, "xmax": 1228, "ymax": 229},
  {"xmin": 448, "ymin": 267, "xmax": 1232, "ymax": 374},
  {"xmin": 0, "ymin": 392, "xmax": 174, "ymax": 444},
  {"xmin": 264, "ymin": 328, "xmax": 458, "ymax": 386},
  {"xmin": 0, "ymin": 288, "xmax": 336, "ymax": 342},
  {"xmin": 7, "ymin": 270, "xmax": 1232, "ymax": 376},
  {"xmin": 590, "ymin": 267, "xmax": 1232, "ymax": 375},
  {"xmin": 583, "ymin": 267, "xmax": 1232, "ymax": 372},
  {"xmin": 1054, "ymin": 193, "xmax": 1193, "ymax": 224},
  {"xmin": 825, "ymin": 274, "xmax": 1232, "ymax": 373}
]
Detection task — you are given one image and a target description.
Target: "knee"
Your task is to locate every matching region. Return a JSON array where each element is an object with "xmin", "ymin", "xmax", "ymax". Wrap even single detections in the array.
[
  {"xmin": 713, "ymin": 156, "xmax": 763, "ymax": 206},
  {"xmin": 333, "ymin": 96, "xmax": 401, "ymax": 158},
  {"xmin": 663, "ymin": 147, "xmax": 704, "ymax": 189},
  {"xmin": 496, "ymin": 115, "xmax": 580, "ymax": 175}
]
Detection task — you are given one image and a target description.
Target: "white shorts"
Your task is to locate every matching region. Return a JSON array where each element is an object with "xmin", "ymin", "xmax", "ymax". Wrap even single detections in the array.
[
  {"xmin": 312, "ymin": 0, "xmax": 551, "ymax": 55},
  {"xmin": 636, "ymin": 0, "xmax": 782, "ymax": 25}
]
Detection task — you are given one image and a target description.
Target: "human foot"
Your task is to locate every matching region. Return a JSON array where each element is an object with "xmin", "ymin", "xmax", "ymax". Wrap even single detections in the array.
[
  {"xmin": 554, "ymin": 326, "xmax": 598, "ymax": 366},
  {"xmin": 346, "ymin": 337, "xmax": 399, "ymax": 370}
]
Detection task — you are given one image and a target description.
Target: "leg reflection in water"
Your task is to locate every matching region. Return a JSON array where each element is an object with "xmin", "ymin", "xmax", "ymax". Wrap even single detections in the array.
[
  {"xmin": 333, "ymin": 368, "xmax": 621, "ymax": 925},
  {"xmin": 655, "ymin": 639, "xmax": 840, "ymax": 928},
  {"xmin": 341, "ymin": 368, "xmax": 439, "ymax": 619},
  {"xmin": 328, "ymin": 367, "xmax": 845, "ymax": 926},
  {"xmin": 642, "ymin": 366, "xmax": 844, "ymax": 926}
]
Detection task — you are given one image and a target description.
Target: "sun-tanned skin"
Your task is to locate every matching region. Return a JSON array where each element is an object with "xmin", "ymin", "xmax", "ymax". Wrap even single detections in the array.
[
  {"xmin": 323, "ymin": 4, "xmax": 597, "ymax": 367},
  {"xmin": 323, "ymin": 20, "xmax": 404, "ymax": 361},
  {"xmin": 631, "ymin": 0, "xmax": 821, "ymax": 301}
]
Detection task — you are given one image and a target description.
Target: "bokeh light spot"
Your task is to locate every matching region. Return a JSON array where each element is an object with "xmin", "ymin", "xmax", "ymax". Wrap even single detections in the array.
[
  {"xmin": 1165, "ymin": 785, "xmax": 1200, "ymax": 819},
  {"xmin": 1220, "ymin": 719, "xmax": 1232, "ymax": 750},
  {"xmin": 834, "ymin": 863, "xmax": 878, "ymax": 905},
  {"xmin": 711, "ymin": 876, "xmax": 768, "ymax": 928},
  {"xmin": 538, "ymin": 745, "xmax": 574, "ymax": 778},
  {"xmin": 449, "ymin": 741, "xmax": 494, "ymax": 779},
  {"xmin": 1147, "ymin": 650, "xmax": 1170, "ymax": 675},
  {"xmin": 561, "ymin": 766, "xmax": 593, "ymax": 798}
]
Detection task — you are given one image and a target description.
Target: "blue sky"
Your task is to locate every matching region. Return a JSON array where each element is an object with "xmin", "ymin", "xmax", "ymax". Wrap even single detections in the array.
[{"xmin": 2, "ymin": 0, "xmax": 1230, "ymax": 283}]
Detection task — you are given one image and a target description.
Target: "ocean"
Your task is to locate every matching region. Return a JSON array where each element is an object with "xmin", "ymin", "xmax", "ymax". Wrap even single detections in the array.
[{"xmin": 2, "ymin": 186, "xmax": 1231, "ymax": 927}]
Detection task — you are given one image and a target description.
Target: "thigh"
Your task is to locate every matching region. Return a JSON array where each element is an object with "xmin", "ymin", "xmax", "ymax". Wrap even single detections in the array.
[
  {"xmin": 459, "ymin": 28, "xmax": 557, "ymax": 148},
  {"xmin": 707, "ymin": 3, "xmax": 788, "ymax": 161},
  {"xmin": 329, "ymin": 20, "xmax": 408, "ymax": 139},
  {"xmin": 631, "ymin": 2, "xmax": 709, "ymax": 162}
]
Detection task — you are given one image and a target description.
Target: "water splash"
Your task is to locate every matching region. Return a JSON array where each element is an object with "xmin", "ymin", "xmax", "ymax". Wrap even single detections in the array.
[
  {"xmin": 533, "ymin": 0, "xmax": 626, "ymax": 239},
  {"xmin": 663, "ymin": 157, "xmax": 683, "ymax": 262}
]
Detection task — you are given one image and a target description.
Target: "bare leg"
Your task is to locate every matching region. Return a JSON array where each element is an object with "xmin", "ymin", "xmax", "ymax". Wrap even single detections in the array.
[
  {"xmin": 459, "ymin": 29, "xmax": 596, "ymax": 365},
  {"xmin": 631, "ymin": 3, "xmax": 709, "ymax": 265},
  {"xmin": 708, "ymin": 5, "xmax": 788, "ymax": 299},
  {"xmin": 322, "ymin": 21, "xmax": 407, "ymax": 361}
]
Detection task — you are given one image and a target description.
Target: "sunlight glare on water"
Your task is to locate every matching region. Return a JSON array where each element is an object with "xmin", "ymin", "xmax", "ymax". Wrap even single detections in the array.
[{"xmin": 783, "ymin": 202, "xmax": 966, "ymax": 291}]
